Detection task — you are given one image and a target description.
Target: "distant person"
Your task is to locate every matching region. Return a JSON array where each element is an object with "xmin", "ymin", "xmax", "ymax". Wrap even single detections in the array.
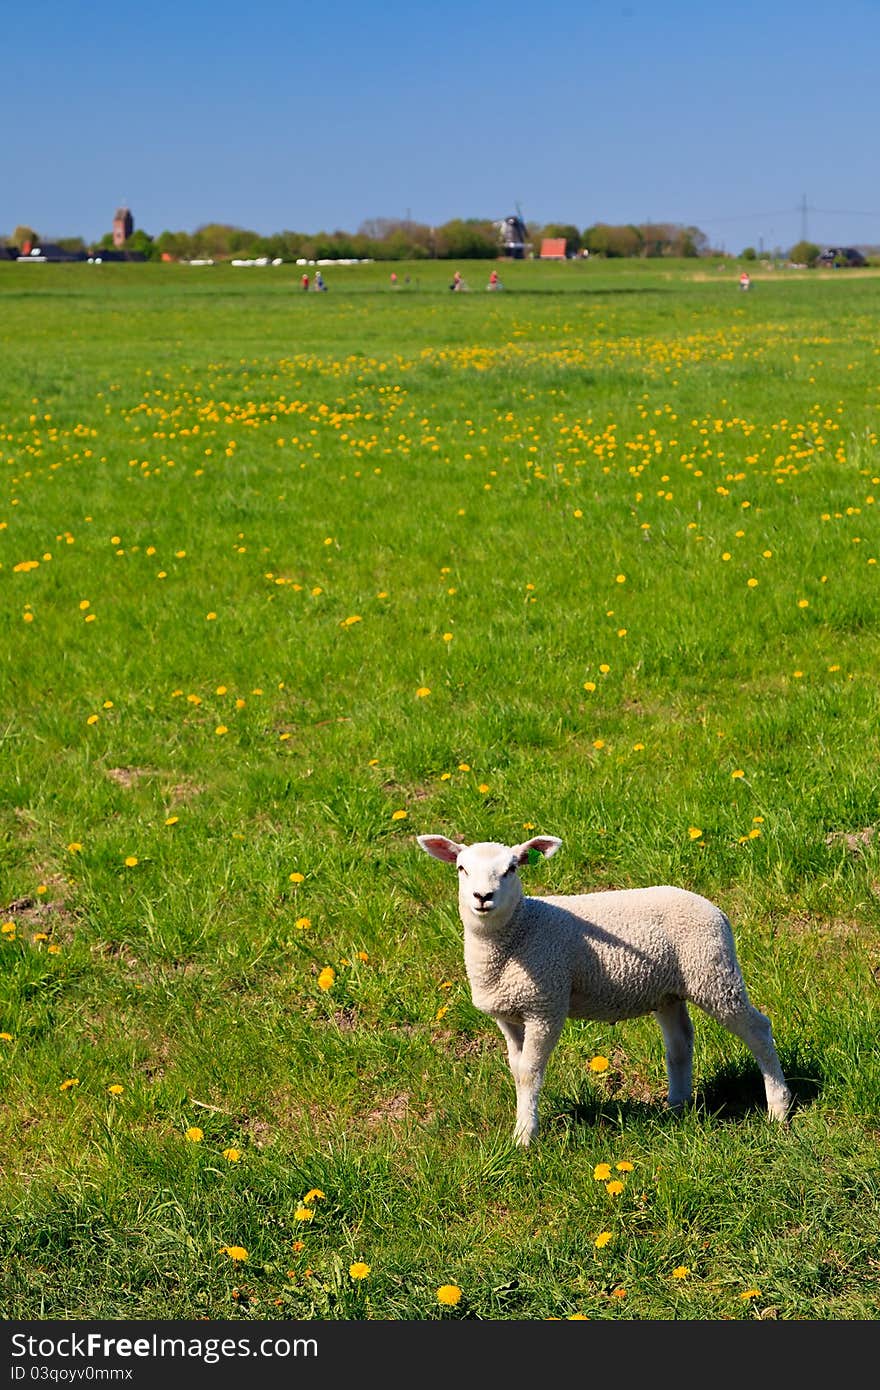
[
  {"xmin": 314, "ymin": 270, "xmax": 326, "ymax": 291},
  {"xmin": 301, "ymin": 272, "xmax": 310, "ymax": 291},
  {"xmin": 739, "ymin": 270, "xmax": 751, "ymax": 291},
  {"xmin": 390, "ymin": 270, "xmax": 398, "ymax": 287},
  {"xmin": 450, "ymin": 270, "xmax": 463, "ymax": 292},
  {"xmin": 487, "ymin": 268, "xmax": 502, "ymax": 290}
]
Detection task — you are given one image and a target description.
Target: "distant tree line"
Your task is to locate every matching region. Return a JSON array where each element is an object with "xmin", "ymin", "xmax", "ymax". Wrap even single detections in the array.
[
  {"xmin": 9, "ymin": 219, "xmax": 854, "ymax": 265},
  {"xmin": 3, "ymin": 217, "xmax": 717, "ymax": 262}
]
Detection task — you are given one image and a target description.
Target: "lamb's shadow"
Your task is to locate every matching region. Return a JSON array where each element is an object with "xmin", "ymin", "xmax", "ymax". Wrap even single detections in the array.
[{"xmin": 552, "ymin": 1044, "xmax": 823, "ymax": 1133}]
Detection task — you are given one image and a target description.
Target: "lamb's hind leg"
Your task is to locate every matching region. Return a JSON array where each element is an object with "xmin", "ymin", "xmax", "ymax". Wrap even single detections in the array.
[
  {"xmin": 705, "ymin": 997, "xmax": 792, "ymax": 1121},
  {"xmin": 655, "ymin": 1000, "xmax": 694, "ymax": 1111}
]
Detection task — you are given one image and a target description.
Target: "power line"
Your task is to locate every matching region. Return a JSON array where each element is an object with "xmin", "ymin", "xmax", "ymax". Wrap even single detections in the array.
[{"xmin": 693, "ymin": 202, "xmax": 880, "ymax": 227}]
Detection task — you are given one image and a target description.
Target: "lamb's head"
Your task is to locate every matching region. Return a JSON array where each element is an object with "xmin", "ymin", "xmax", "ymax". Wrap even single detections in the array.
[{"xmin": 417, "ymin": 833, "xmax": 562, "ymax": 930}]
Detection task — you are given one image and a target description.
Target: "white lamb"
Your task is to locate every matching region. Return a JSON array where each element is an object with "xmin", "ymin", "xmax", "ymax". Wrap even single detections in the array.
[{"xmin": 417, "ymin": 832, "xmax": 792, "ymax": 1146}]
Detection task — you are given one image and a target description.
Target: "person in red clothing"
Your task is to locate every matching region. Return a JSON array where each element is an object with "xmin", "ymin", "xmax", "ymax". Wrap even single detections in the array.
[{"xmin": 301, "ymin": 272, "xmax": 310, "ymax": 291}]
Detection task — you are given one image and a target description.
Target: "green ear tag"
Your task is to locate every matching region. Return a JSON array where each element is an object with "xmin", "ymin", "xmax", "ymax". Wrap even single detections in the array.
[{"xmin": 527, "ymin": 848, "xmax": 542, "ymax": 867}]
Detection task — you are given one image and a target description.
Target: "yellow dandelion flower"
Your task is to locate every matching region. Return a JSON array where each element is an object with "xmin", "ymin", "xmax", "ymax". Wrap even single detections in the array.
[
  {"xmin": 688, "ymin": 826, "xmax": 703, "ymax": 840},
  {"xmin": 588, "ymin": 1055, "xmax": 609, "ymax": 1072},
  {"xmin": 443, "ymin": 632, "xmax": 453, "ymax": 641},
  {"xmin": 740, "ymin": 1288, "xmax": 761, "ymax": 1300},
  {"xmin": 294, "ymin": 1206, "xmax": 315, "ymax": 1222},
  {"xmin": 223, "ymin": 1148, "xmax": 241, "ymax": 1162},
  {"xmin": 67, "ymin": 842, "xmax": 82, "ymax": 853},
  {"xmin": 124, "ymin": 855, "xmax": 139, "ymax": 867},
  {"xmin": 797, "ymin": 599, "xmax": 809, "ymax": 608},
  {"xmin": 294, "ymin": 917, "xmax": 312, "ymax": 931},
  {"xmin": 583, "ymin": 681, "xmax": 596, "ymax": 692},
  {"xmin": 747, "ymin": 578, "xmax": 758, "ymax": 588},
  {"xmin": 185, "ymin": 1127, "xmax": 204, "ymax": 1143},
  {"xmin": 60, "ymin": 1078, "xmax": 79, "ymax": 1091},
  {"xmin": 206, "ymin": 612, "xmax": 217, "ymax": 621},
  {"xmin": 599, "ymin": 663, "xmax": 610, "ymax": 674},
  {"xmin": 221, "ymin": 1246, "xmax": 248, "ymax": 1262},
  {"xmin": 289, "ymin": 871, "xmax": 305, "ymax": 883},
  {"xmin": 391, "ymin": 809, "xmax": 407, "ymax": 821},
  {"xmin": 303, "ymin": 1189, "xmax": 325, "ymax": 1204},
  {"xmin": 416, "ymin": 686, "xmax": 431, "ymax": 698},
  {"xmin": 606, "ymin": 1179, "xmax": 625, "ymax": 1196},
  {"xmin": 0, "ymin": 1032, "xmax": 13, "ymax": 1042},
  {"xmin": 47, "ymin": 944, "xmax": 61, "ymax": 955},
  {"xmin": 317, "ymin": 967, "xmax": 335, "ymax": 991},
  {"xmin": 435, "ymin": 1005, "xmax": 449, "ymax": 1021},
  {"xmin": 215, "ymin": 725, "xmax": 228, "ymax": 736},
  {"xmin": 594, "ymin": 1231, "xmax": 613, "ymax": 1249},
  {"xmin": 349, "ymin": 1262, "xmax": 370, "ymax": 1280},
  {"xmin": 732, "ymin": 769, "xmax": 745, "ymax": 779},
  {"xmin": 593, "ymin": 1163, "xmax": 612, "ymax": 1181},
  {"xmin": 436, "ymin": 1284, "xmax": 462, "ymax": 1306},
  {"xmin": 611, "ymin": 1287, "xmax": 627, "ymax": 1299},
  {"xmin": 478, "ymin": 783, "xmax": 490, "ymax": 793},
  {"xmin": 165, "ymin": 816, "xmax": 179, "ymax": 826},
  {"xmin": 107, "ymin": 1084, "xmax": 124, "ymax": 1095},
  {"xmin": 672, "ymin": 1266, "xmax": 690, "ymax": 1280},
  {"xmin": 615, "ymin": 1161, "xmax": 634, "ymax": 1172},
  {"xmin": 567, "ymin": 1312, "xmax": 589, "ymax": 1319},
  {"xmin": 86, "ymin": 714, "xmax": 99, "ymax": 725},
  {"xmin": 33, "ymin": 931, "xmax": 48, "ymax": 942}
]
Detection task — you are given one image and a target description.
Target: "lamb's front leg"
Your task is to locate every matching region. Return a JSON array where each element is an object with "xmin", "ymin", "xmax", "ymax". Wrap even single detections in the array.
[
  {"xmin": 506, "ymin": 1015, "xmax": 565, "ymax": 1147},
  {"xmin": 495, "ymin": 1016, "xmax": 525, "ymax": 1082}
]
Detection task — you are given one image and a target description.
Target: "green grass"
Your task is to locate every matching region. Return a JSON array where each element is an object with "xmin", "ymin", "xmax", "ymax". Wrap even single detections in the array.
[{"xmin": 1, "ymin": 256, "xmax": 879, "ymax": 1320}]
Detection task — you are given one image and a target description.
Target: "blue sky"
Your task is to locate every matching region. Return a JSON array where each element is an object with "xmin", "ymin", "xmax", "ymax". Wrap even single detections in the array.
[{"xmin": 3, "ymin": 0, "xmax": 878, "ymax": 252}]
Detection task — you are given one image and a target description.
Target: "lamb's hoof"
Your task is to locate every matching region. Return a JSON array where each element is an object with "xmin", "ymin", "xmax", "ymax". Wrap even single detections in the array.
[{"xmin": 769, "ymin": 1091, "xmax": 794, "ymax": 1124}]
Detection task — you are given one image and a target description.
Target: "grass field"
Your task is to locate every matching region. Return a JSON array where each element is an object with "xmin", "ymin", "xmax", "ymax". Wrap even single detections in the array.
[{"xmin": 1, "ymin": 256, "xmax": 879, "ymax": 1321}]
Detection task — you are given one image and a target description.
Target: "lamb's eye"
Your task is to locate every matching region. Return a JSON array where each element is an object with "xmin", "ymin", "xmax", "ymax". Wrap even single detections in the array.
[
  {"xmin": 457, "ymin": 864, "xmax": 467, "ymax": 876},
  {"xmin": 503, "ymin": 864, "xmax": 516, "ymax": 877}
]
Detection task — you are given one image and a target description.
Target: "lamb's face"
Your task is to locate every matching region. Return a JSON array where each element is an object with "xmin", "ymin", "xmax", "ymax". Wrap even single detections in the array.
[{"xmin": 455, "ymin": 842, "xmax": 523, "ymax": 926}]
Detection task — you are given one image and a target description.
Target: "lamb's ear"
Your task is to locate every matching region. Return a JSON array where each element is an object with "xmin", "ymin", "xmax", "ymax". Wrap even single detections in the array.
[
  {"xmin": 417, "ymin": 834, "xmax": 466, "ymax": 864},
  {"xmin": 513, "ymin": 835, "xmax": 563, "ymax": 865}
]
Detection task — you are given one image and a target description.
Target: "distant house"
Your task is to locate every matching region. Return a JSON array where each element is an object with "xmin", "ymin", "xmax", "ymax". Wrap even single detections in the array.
[
  {"xmin": 17, "ymin": 243, "xmax": 86, "ymax": 262},
  {"xmin": 540, "ymin": 237, "xmax": 567, "ymax": 260},
  {"xmin": 89, "ymin": 248, "xmax": 147, "ymax": 263},
  {"xmin": 496, "ymin": 214, "xmax": 529, "ymax": 259},
  {"xmin": 816, "ymin": 246, "xmax": 866, "ymax": 268}
]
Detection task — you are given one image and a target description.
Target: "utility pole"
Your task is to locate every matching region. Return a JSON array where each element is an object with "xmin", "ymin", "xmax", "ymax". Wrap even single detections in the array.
[{"xmin": 800, "ymin": 194, "xmax": 808, "ymax": 243}]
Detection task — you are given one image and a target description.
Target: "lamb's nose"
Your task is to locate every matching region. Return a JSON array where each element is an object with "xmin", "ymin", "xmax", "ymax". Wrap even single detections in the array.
[{"xmin": 473, "ymin": 891, "xmax": 493, "ymax": 910}]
